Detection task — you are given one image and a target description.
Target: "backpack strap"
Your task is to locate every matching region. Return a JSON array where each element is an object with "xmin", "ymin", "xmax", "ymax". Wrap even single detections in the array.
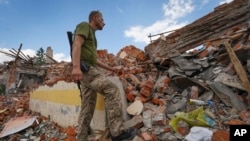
[
  {"xmin": 67, "ymin": 31, "xmax": 73, "ymax": 60},
  {"xmin": 66, "ymin": 31, "xmax": 82, "ymax": 93}
]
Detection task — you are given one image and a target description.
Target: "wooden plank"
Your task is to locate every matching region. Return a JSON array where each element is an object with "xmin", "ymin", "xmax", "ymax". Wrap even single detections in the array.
[{"xmin": 224, "ymin": 40, "xmax": 250, "ymax": 101}]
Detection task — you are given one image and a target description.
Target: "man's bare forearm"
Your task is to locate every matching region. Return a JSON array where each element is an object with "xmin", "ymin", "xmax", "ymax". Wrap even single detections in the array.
[
  {"xmin": 72, "ymin": 35, "xmax": 84, "ymax": 69},
  {"xmin": 96, "ymin": 60, "xmax": 115, "ymax": 72},
  {"xmin": 72, "ymin": 43, "xmax": 81, "ymax": 68}
]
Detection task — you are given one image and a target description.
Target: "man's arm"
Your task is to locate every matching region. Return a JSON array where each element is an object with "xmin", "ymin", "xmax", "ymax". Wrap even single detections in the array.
[
  {"xmin": 96, "ymin": 59, "xmax": 116, "ymax": 72},
  {"xmin": 71, "ymin": 35, "xmax": 85, "ymax": 81}
]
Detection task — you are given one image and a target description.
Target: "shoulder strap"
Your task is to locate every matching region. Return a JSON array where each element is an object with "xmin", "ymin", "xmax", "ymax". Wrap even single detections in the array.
[
  {"xmin": 66, "ymin": 31, "xmax": 82, "ymax": 92},
  {"xmin": 67, "ymin": 31, "xmax": 73, "ymax": 60}
]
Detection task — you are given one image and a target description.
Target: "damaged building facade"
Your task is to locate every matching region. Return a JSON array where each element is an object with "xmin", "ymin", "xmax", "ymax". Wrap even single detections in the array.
[
  {"xmin": 0, "ymin": 0, "xmax": 250, "ymax": 140},
  {"xmin": 0, "ymin": 45, "xmax": 56, "ymax": 95}
]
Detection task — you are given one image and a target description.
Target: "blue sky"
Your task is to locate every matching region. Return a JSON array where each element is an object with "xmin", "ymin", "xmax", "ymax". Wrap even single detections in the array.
[{"xmin": 0, "ymin": 0, "xmax": 233, "ymax": 63}]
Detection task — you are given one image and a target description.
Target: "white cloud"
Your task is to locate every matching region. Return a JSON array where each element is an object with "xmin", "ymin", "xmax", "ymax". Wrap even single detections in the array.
[
  {"xmin": 53, "ymin": 53, "xmax": 71, "ymax": 62},
  {"xmin": 0, "ymin": 48, "xmax": 36, "ymax": 63},
  {"xmin": 220, "ymin": 0, "xmax": 233, "ymax": 5},
  {"xmin": 163, "ymin": 0, "xmax": 194, "ymax": 20},
  {"xmin": 21, "ymin": 49, "xmax": 71, "ymax": 63},
  {"xmin": 0, "ymin": 48, "xmax": 14, "ymax": 63},
  {"xmin": 124, "ymin": 0, "xmax": 194, "ymax": 44},
  {"xmin": 0, "ymin": 47, "xmax": 70, "ymax": 64},
  {"xmin": 21, "ymin": 49, "xmax": 36, "ymax": 58},
  {"xmin": 201, "ymin": 0, "xmax": 209, "ymax": 5}
]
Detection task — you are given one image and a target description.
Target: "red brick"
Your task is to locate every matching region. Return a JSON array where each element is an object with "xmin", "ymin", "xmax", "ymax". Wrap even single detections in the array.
[
  {"xmin": 212, "ymin": 130, "xmax": 229, "ymax": 141},
  {"xmin": 141, "ymin": 131, "xmax": 153, "ymax": 141},
  {"xmin": 140, "ymin": 86, "xmax": 152, "ymax": 97}
]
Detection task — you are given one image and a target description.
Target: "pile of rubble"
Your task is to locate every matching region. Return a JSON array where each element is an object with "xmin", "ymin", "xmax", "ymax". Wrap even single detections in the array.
[
  {"xmin": 0, "ymin": 0, "xmax": 250, "ymax": 140},
  {"xmin": 0, "ymin": 93, "xmax": 81, "ymax": 141}
]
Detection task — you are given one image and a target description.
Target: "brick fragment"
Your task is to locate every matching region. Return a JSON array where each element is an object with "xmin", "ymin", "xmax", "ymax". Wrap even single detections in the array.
[
  {"xmin": 140, "ymin": 79, "xmax": 155, "ymax": 98},
  {"xmin": 129, "ymin": 74, "xmax": 141, "ymax": 86},
  {"xmin": 226, "ymin": 119, "xmax": 245, "ymax": 125},
  {"xmin": 141, "ymin": 131, "xmax": 153, "ymax": 141},
  {"xmin": 152, "ymin": 98, "xmax": 164, "ymax": 106},
  {"xmin": 212, "ymin": 130, "xmax": 229, "ymax": 141},
  {"xmin": 152, "ymin": 106, "xmax": 167, "ymax": 126}
]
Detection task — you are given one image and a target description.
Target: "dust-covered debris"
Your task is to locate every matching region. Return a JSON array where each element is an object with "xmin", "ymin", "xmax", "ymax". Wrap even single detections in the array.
[{"xmin": 0, "ymin": 0, "xmax": 250, "ymax": 140}]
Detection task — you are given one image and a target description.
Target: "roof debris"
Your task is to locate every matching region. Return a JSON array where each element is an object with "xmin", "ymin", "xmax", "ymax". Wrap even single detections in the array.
[{"xmin": 0, "ymin": 0, "xmax": 250, "ymax": 140}]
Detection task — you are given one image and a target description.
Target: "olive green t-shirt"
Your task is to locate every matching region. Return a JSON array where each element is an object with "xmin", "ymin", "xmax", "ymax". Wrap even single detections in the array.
[{"xmin": 74, "ymin": 22, "xmax": 97, "ymax": 66}]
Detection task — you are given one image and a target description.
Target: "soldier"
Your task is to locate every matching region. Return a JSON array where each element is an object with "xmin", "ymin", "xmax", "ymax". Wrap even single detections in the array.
[{"xmin": 71, "ymin": 10, "xmax": 136, "ymax": 141}]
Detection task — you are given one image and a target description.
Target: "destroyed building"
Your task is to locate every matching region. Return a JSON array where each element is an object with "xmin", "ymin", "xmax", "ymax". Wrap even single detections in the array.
[{"xmin": 0, "ymin": 0, "xmax": 250, "ymax": 140}]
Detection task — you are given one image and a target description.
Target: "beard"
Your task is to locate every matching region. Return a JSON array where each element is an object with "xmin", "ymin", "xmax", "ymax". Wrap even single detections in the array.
[
  {"xmin": 95, "ymin": 21, "xmax": 104, "ymax": 30},
  {"xmin": 97, "ymin": 24, "xmax": 103, "ymax": 30}
]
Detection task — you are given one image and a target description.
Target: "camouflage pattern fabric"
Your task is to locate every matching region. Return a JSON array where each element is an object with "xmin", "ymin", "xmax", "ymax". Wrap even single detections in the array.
[
  {"xmin": 76, "ymin": 66, "xmax": 124, "ymax": 141},
  {"xmin": 0, "ymin": 84, "xmax": 5, "ymax": 95}
]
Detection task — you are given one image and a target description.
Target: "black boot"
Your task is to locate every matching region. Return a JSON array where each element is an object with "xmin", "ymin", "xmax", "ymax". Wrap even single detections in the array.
[{"xmin": 111, "ymin": 128, "xmax": 137, "ymax": 141}]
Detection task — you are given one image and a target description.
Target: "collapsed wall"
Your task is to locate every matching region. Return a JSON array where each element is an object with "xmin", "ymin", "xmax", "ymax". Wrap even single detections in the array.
[
  {"xmin": 145, "ymin": 0, "xmax": 250, "ymax": 61},
  {"xmin": 30, "ymin": 0, "xmax": 250, "ymax": 130},
  {"xmin": 1, "ymin": 0, "xmax": 250, "ymax": 140}
]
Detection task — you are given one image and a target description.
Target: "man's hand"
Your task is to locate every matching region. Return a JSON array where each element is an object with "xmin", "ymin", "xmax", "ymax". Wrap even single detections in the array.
[
  {"xmin": 112, "ymin": 67, "xmax": 124, "ymax": 75},
  {"xmin": 71, "ymin": 67, "xmax": 83, "ymax": 82}
]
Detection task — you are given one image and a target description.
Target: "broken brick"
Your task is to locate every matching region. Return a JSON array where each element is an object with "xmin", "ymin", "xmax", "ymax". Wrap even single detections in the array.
[
  {"xmin": 123, "ymin": 115, "xmax": 143, "ymax": 129},
  {"xmin": 212, "ymin": 130, "xmax": 229, "ymax": 141},
  {"xmin": 141, "ymin": 131, "xmax": 153, "ymax": 141}
]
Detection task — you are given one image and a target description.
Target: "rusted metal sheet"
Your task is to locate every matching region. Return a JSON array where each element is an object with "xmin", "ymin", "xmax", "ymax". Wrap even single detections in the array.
[{"xmin": 0, "ymin": 116, "xmax": 37, "ymax": 138}]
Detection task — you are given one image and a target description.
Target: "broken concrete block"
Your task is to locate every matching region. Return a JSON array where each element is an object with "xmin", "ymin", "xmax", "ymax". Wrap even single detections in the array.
[
  {"xmin": 152, "ymin": 107, "xmax": 168, "ymax": 126},
  {"xmin": 123, "ymin": 115, "xmax": 143, "ymax": 129},
  {"xmin": 208, "ymin": 81, "xmax": 247, "ymax": 111},
  {"xmin": 154, "ymin": 75, "xmax": 170, "ymax": 93},
  {"xmin": 142, "ymin": 110, "xmax": 154, "ymax": 128},
  {"xmin": 214, "ymin": 72, "xmax": 245, "ymax": 91},
  {"xmin": 152, "ymin": 113, "xmax": 167, "ymax": 126},
  {"xmin": 166, "ymin": 97, "xmax": 187, "ymax": 114},
  {"xmin": 127, "ymin": 100, "xmax": 144, "ymax": 116}
]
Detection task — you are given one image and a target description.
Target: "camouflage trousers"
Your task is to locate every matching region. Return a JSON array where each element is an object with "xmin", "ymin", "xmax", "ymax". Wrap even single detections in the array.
[{"xmin": 76, "ymin": 66, "xmax": 124, "ymax": 141}]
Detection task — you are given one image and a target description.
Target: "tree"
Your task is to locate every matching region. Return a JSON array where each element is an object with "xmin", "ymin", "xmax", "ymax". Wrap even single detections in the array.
[{"xmin": 35, "ymin": 47, "xmax": 46, "ymax": 65}]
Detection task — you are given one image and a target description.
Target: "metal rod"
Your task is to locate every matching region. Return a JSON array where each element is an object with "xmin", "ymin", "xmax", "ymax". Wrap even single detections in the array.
[
  {"xmin": 148, "ymin": 29, "xmax": 177, "ymax": 38},
  {"xmin": 148, "ymin": 29, "xmax": 177, "ymax": 43},
  {"xmin": 12, "ymin": 48, "xmax": 29, "ymax": 61},
  {"xmin": 14, "ymin": 43, "xmax": 22, "ymax": 64},
  {"xmin": 0, "ymin": 50, "xmax": 17, "ymax": 57},
  {"xmin": 9, "ymin": 50, "xmax": 26, "ymax": 61}
]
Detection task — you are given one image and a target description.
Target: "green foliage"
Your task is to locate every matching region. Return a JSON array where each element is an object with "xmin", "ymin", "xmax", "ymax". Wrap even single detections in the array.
[{"xmin": 35, "ymin": 47, "xmax": 46, "ymax": 65}]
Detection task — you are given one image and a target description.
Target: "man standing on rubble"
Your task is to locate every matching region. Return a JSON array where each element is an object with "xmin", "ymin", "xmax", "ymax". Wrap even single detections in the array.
[{"xmin": 71, "ymin": 10, "xmax": 136, "ymax": 141}]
